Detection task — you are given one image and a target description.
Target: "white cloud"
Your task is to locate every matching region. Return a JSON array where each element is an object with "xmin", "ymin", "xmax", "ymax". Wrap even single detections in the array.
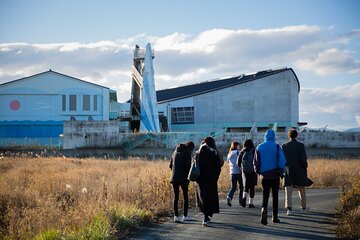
[
  {"xmin": 2, "ymin": 25, "xmax": 357, "ymax": 87},
  {"xmin": 346, "ymin": 82, "xmax": 360, "ymax": 98},
  {"xmin": 300, "ymin": 83, "xmax": 360, "ymax": 130},
  {"xmin": 1, "ymin": 25, "xmax": 360, "ymax": 131},
  {"xmin": 356, "ymin": 115, "xmax": 360, "ymax": 125},
  {"xmin": 296, "ymin": 48, "xmax": 360, "ymax": 76}
]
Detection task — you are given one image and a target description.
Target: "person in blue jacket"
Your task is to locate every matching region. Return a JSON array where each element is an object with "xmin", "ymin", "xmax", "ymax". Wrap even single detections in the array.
[{"xmin": 254, "ymin": 129, "xmax": 286, "ymax": 225}]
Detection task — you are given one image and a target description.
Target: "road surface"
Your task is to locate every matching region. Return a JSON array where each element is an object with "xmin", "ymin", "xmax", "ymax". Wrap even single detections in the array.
[{"xmin": 130, "ymin": 188, "xmax": 340, "ymax": 240}]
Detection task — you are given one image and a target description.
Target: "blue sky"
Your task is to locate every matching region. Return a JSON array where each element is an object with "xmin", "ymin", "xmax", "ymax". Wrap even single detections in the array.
[{"xmin": 0, "ymin": 0, "xmax": 360, "ymax": 130}]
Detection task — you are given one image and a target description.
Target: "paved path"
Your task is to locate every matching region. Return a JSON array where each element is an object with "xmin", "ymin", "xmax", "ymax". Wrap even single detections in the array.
[{"xmin": 129, "ymin": 188, "xmax": 340, "ymax": 240}]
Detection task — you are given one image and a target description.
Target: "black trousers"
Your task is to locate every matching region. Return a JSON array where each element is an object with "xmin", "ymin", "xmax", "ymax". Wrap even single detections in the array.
[
  {"xmin": 261, "ymin": 178, "xmax": 280, "ymax": 213},
  {"xmin": 172, "ymin": 183, "xmax": 189, "ymax": 217},
  {"xmin": 244, "ymin": 185, "xmax": 255, "ymax": 198}
]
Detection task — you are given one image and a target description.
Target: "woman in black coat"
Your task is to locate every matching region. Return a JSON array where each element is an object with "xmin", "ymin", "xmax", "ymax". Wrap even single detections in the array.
[
  {"xmin": 169, "ymin": 141, "xmax": 195, "ymax": 222},
  {"xmin": 196, "ymin": 137, "xmax": 223, "ymax": 226}
]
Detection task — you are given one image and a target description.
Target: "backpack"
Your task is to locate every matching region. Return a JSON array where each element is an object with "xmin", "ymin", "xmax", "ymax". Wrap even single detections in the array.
[{"xmin": 241, "ymin": 149, "xmax": 255, "ymax": 173}]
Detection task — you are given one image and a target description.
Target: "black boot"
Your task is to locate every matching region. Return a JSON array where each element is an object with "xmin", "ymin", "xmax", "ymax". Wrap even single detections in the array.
[
  {"xmin": 241, "ymin": 197, "xmax": 247, "ymax": 207},
  {"xmin": 261, "ymin": 207, "xmax": 268, "ymax": 225},
  {"xmin": 272, "ymin": 211, "xmax": 280, "ymax": 223}
]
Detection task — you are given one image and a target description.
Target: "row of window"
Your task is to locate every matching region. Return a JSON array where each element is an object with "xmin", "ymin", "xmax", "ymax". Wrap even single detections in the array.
[
  {"xmin": 62, "ymin": 95, "xmax": 98, "ymax": 112},
  {"xmin": 171, "ymin": 107, "xmax": 194, "ymax": 124}
]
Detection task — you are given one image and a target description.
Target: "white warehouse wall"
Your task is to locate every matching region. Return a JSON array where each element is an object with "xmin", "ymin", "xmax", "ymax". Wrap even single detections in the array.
[
  {"xmin": 195, "ymin": 70, "xmax": 299, "ymax": 130},
  {"xmin": 0, "ymin": 71, "xmax": 110, "ymax": 121},
  {"xmin": 158, "ymin": 69, "xmax": 300, "ymax": 132}
]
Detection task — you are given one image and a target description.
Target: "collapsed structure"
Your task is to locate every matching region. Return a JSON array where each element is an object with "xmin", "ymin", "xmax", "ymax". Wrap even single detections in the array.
[{"xmin": 130, "ymin": 43, "xmax": 160, "ymax": 133}]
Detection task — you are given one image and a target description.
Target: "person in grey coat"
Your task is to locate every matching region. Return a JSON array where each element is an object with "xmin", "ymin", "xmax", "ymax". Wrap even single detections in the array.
[
  {"xmin": 282, "ymin": 129, "xmax": 309, "ymax": 215},
  {"xmin": 169, "ymin": 141, "xmax": 195, "ymax": 222}
]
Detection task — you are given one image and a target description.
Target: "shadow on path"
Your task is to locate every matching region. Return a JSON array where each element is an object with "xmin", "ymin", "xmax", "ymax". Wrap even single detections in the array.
[{"xmin": 129, "ymin": 188, "xmax": 339, "ymax": 240}]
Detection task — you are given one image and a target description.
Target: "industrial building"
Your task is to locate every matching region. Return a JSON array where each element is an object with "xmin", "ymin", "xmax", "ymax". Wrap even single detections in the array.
[
  {"xmin": 156, "ymin": 67, "xmax": 305, "ymax": 132},
  {"xmin": 127, "ymin": 44, "xmax": 304, "ymax": 133},
  {"xmin": 0, "ymin": 43, "xmax": 305, "ymax": 148},
  {"xmin": 0, "ymin": 70, "xmax": 118, "ymax": 144}
]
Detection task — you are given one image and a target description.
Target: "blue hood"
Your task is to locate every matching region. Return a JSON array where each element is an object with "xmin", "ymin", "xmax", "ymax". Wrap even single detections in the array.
[{"xmin": 264, "ymin": 129, "xmax": 275, "ymax": 141}]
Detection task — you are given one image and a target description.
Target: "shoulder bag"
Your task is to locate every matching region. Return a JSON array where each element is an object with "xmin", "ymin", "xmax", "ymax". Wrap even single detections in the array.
[{"xmin": 188, "ymin": 151, "xmax": 200, "ymax": 181}]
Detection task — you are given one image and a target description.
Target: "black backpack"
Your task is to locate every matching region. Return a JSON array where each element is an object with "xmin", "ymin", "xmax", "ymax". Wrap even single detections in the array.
[{"xmin": 241, "ymin": 149, "xmax": 255, "ymax": 173}]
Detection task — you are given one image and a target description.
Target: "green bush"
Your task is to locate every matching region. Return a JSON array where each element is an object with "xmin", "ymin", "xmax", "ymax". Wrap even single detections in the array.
[
  {"xmin": 34, "ymin": 229, "xmax": 63, "ymax": 240},
  {"xmin": 109, "ymin": 205, "xmax": 151, "ymax": 238},
  {"xmin": 78, "ymin": 214, "xmax": 111, "ymax": 240},
  {"xmin": 35, "ymin": 214, "xmax": 111, "ymax": 240}
]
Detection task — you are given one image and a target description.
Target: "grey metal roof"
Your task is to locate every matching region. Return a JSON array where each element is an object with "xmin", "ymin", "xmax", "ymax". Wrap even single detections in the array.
[{"xmin": 156, "ymin": 68, "xmax": 299, "ymax": 103}]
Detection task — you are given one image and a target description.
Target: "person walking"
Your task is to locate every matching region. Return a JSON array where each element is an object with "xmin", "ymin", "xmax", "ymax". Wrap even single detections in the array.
[
  {"xmin": 282, "ymin": 129, "xmax": 309, "ymax": 215},
  {"xmin": 254, "ymin": 129, "xmax": 286, "ymax": 225},
  {"xmin": 169, "ymin": 141, "xmax": 195, "ymax": 222},
  {"xmin": 238, "ymin": 138, "xmax": 257, "ymax": 208},
  {"xmin": 226, "ymin": 141, "xmax": 243, "ymax": 207},
  {"xmin": 196, "ymin": 137, "xmax": 223, "ymax": 226}
]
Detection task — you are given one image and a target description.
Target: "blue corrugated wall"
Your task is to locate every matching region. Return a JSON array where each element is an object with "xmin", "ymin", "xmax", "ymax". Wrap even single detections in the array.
[{"xmin": 0, "ymin": 121, "xmax": 63, "ymax": 138}]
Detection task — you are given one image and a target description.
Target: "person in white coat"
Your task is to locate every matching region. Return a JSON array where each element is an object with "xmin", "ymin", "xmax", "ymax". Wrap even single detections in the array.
[{"xmin": 226, "ymin": 141, "xmax": 243, "ymax": 207}]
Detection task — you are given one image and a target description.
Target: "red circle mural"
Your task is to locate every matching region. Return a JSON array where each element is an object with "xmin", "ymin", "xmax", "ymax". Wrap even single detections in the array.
[{"xmin": 10, "ymin": 100, "xmax": 20, "ymax": 110}]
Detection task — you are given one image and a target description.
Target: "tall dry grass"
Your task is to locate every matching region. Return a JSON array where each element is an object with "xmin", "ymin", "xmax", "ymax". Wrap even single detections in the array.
[
  {"xmin": 307, "ymin": 158, "xmax": 360, "ymax": 188},
  {"xmin": 218, "ymin": 158, "xmax": 360, "ymax": 191},
  {"xmin": 0, "ymin": 157, "xmax": 174, "ymax": 239},
  {"xmin": 336, "ymin": 176, "xmax": 360, "ymax": 239},
  {"xmin": 0, "ymin": 156, "xmax": 359, "ymax": 239}
]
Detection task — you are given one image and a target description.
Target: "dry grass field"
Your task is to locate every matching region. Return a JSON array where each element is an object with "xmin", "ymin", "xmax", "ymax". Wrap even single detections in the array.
[{"xmin": 0, "ymin": 156, "xmax": 359, "ymax": 239}]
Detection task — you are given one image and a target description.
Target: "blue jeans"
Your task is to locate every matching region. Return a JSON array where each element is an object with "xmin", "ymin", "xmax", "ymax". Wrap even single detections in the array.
[{"xmin": 227, "ymin": 173, "xmax": 243, "ymax": 202}]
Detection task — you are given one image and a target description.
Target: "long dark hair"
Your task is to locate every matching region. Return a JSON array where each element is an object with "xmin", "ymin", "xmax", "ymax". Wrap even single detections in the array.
[
  {"xmin": 243, "ymin": 139, "xmax": 254, "ymax": 149},
  {"xmin": 185, "ymin": 141, "xmax": 195, "ymax": 152},
  {"xmin": 204, "ymin": 136, "xmax": 216, "ymax": 149}
]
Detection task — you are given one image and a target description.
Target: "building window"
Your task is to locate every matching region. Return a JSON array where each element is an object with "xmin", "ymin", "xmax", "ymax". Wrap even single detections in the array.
[
  {"xmin": 62, "ymin": 95, "xmax": 66, "ymax": 111},
  {"xmin": 83, "ymin": 95, "xmax": 90, "ymax": 111},
  {"xmin": 69, "ymin": 95, "xmax": 76, "ymax": 111},
  {"xmin": 171, "ymin": 107, "xmax": 194, "ymax": 124},
  {"xmin": 94, "ymin": 95, "xmax": 98, "ymax": 111}
]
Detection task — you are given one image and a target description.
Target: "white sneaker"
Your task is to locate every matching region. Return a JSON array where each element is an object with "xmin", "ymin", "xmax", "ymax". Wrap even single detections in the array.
[
  {"xmin": 174, "ymin": 216, "xmax": 182, "ymax": 222},
  {"xmin": 182, "ymin": 216, "xmax": 193, "ymax": 221},
  {"xmin": 202, "ymin": 221, "xmax": 209, "ymax": 226},
  {"xmin": 287, "ymin": 209, "xmax": 293, "ymax": 216}
]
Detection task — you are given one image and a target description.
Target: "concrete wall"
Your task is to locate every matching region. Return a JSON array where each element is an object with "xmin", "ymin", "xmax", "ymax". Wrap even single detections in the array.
[
  {"xmin": 63, "ymin": 121, "xmax": 360, "ymax": 151},
  {"xmin": 217, "ymin": 132, "xmax": 360, "ymax": 149},
  {"xmin": 63, "ymin": 121, "xmax": 122, "ymax": 149},
  {"xmin": 194, "ymin": 70, "xmax": 299, "ymax": 127}
]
